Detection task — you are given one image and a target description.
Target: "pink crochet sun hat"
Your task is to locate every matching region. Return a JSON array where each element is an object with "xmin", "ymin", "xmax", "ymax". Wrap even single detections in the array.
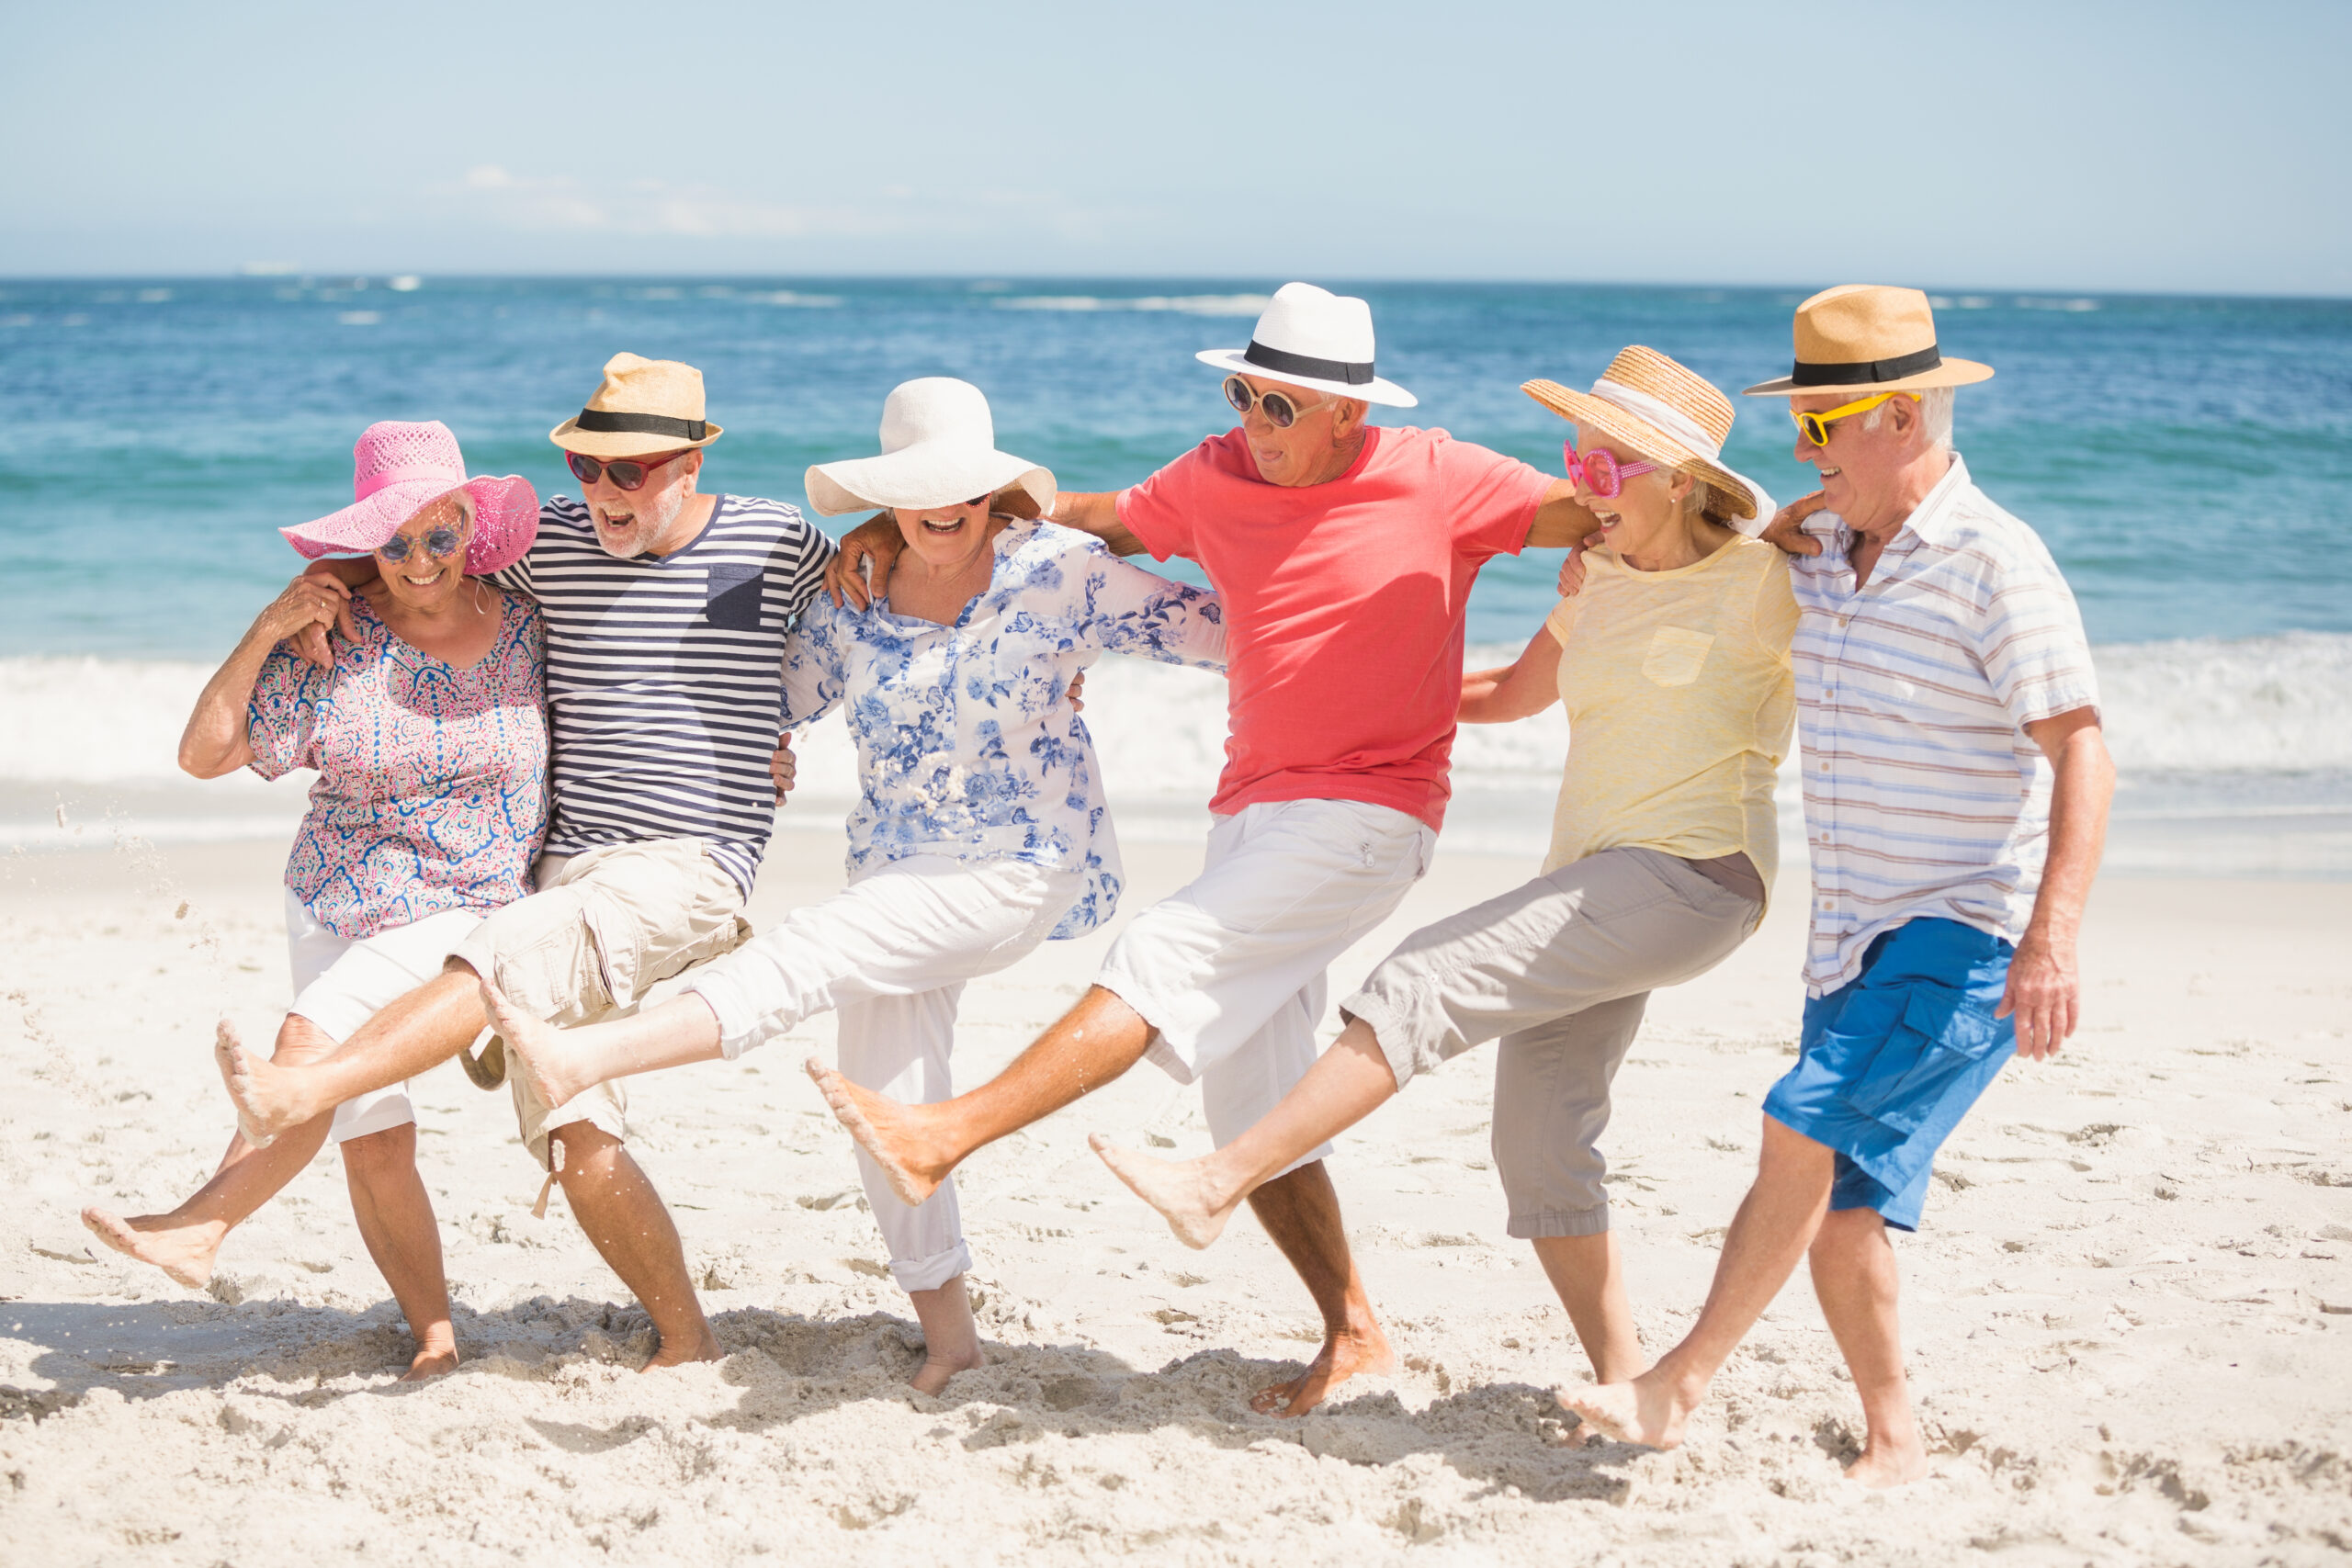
[{"xmin": 280, "ymin": 421, "xmax": 539, "ymax": 575}]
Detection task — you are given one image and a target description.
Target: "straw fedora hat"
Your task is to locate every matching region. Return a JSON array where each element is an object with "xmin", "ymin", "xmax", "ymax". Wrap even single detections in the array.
[
  {"xmin": 1195, "ymin": 282, "xmax": 1418, "ymax": 409},
  {"xmin": 1743, "ymin": 285, "xmax": 1994, "ymax": 398},
  {"xmin": 548, "ymin": 352, "xmax": 724, "ymax": 457},
  {"xmin": 1523, "ymin": 347, "xmax": 1772, "ymax": 524},
  {"xmin": 281, "ymin": 420, "xmax": 538, "ymax": 575},
  {"xmin": 805, "ymin": 378, "xmax": 1056, "ymax": 520}
]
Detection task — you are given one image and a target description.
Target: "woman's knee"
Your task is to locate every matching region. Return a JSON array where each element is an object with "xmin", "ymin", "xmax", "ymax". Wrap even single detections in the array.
[
  {"xmin": 340, "ymin": 1122, "xmax": 417, "ymax": 1179},
  {"xmin": 272, "ymin": 1013, "xmax": 343, "ymax": 1066}
]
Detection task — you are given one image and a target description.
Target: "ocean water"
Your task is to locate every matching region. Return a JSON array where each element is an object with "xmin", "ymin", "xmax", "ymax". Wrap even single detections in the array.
[{"xmin": 3, "ymin": 276, "xmax": 2348, "ymax": 874}]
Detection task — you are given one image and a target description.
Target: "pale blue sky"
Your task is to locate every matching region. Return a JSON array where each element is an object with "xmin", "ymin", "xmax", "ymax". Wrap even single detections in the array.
[{"xmin": 4, "ymin": 0, "xmax": 2346, "ymax": 293}]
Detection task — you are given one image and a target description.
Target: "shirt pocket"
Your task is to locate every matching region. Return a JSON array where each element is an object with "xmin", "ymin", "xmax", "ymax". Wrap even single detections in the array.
[
  {"xmin": 703, "ymin": 563, "xmax": 767, "ymax": 631},
  {"xmin": 1641, "ymin": 626, "xmax": 1715, "ymax": 687}
]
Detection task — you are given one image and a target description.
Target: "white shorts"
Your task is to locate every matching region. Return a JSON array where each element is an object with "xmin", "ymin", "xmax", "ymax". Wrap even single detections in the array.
[
  {"xmin": 284, "ymin": 891, "xmax": 486, "ymax": 1145},
  {"xmin": 688, "ymin": 854, "xmax": 1082, "ymax": 1292},
  {"xmin": 1097, "ymin": 798, "xmax": 1435, "ymax": 1170}
]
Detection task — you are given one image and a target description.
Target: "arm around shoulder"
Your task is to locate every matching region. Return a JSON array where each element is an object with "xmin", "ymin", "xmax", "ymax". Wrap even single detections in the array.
[{"xmin": 1051, "ymin": 491, "xmax": 1146, "ymax": 557}]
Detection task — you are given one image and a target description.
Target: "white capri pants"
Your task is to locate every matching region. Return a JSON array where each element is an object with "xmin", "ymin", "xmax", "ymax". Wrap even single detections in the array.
[
  {"xmin": 1097, "ymin": 798, "xmax": 1436, "ymax": 1175},
  {"xmin": 283, "ymin": 891, "xmax": 487, "ymax": 1145},
  {"xmin": 686, "ymin": 855, "xmax": 1082, "ymax": 1293}
]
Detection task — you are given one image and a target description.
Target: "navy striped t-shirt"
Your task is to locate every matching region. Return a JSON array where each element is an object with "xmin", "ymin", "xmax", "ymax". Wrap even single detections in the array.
[{"xmin": 491, "ymin": 493, "xmax": 835, "ymax": 895}]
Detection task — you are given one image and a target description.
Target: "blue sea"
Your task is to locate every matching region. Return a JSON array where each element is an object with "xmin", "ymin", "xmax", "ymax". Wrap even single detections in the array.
[
  {"xmin": 2, "ymin": 276, "xmax": 2348, "ymax": 653},
  {"xmin": 2, "ymin": 277, "xmax": 2347, "ymax": 873}
]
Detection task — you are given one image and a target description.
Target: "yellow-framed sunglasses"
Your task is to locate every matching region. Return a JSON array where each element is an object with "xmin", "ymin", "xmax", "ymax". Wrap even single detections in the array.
[{"xmin": 1791, "ymin": 390, "xmax": 1918, "ymax": 447}]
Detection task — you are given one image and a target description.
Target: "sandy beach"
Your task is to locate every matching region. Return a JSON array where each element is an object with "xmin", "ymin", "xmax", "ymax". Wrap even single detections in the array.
[{"xmin": 2, "ymin": 812, "xmax": 2347, "ymax": 1566}]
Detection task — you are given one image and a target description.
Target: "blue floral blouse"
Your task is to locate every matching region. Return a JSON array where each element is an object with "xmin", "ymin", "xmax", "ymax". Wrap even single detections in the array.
[{"xmin": 783, "ymin": 519, "xmax": 1226, "ymax": 939}]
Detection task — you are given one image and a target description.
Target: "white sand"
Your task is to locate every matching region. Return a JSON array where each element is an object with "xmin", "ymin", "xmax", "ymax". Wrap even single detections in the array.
[{"xmin": 3, "ymin": 824, "xmax": 2348, "ymax": 1565}]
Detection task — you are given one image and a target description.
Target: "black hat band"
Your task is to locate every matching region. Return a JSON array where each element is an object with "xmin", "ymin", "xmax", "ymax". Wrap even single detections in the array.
[
  {"xmin": 1788, "ymin": 344, "xmax": 1943, "ymax": 388},
  {"xmin": 1242, "ymin": 340, "xmax": 1375, "ymax": 386},
  {"xmin": 573, "ymin": 410, "xmax": 708, "ymax": 440}
]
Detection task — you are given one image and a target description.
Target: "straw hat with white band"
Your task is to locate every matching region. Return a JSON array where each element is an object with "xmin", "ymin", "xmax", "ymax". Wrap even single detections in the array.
[
  {"xmin": 549, "ymin": 352, "xmax": 725, "ymax": 458},
  {"xmin": 1195, "ymin": 282, "xmax": 1419, "ymax": 409},
  {"xmin": 1523, "ymin": 346, "xmax": 1775, "ymax": 530},
  {"xmin": 805, "ymin": 378, "xmax": 1056, "ymax": 521},
  {"xmin": 1741, "ymin": 284, "xmax": 1993, "ymax": 399}
]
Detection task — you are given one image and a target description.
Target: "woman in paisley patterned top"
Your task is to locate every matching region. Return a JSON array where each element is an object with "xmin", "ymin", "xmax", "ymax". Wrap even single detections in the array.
[
  {"xmin": 85, "ymin": 421, "xmax": 546, "ymax": 1382},
  {"xmin": 481, "ymin": 378, "xmax": 1222, "ymax": 1395}
]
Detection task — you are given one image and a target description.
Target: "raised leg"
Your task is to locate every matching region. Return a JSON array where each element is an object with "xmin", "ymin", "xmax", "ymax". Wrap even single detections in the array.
[
  {"xmin": 1532, "ymin": 1230, "xmax": 1644, "ymax": 1384},
  {"xmin": 1091, "ymin": 1019, "xmax": 1396, "ymax": 1248},
  {"xmin": 84, "ymin": 1015, "xmax": 341, "ymax": 1286},
  {"xmin": 1239, "ymin": 1159, "xmax": 1392, "ymax": 1416},
  {"xmin": 339, "ymin": 1122, "xmax": 458, "ymax": 1380},
  {"xmin": 548, "ymin": 1122, "xmax": 718, "ymax": 1370},
  {"xmin": 222, "ymin": 969, "xmax": 488, "ymax": 1145},
  {"xmin": 485, "ymin": 982, "xmax": 721, "ymax": 1116},
  {"xmin": 1561, "ymin": 1115, "xmax": 1835, "ymax": 1448},
  {"xmin": 809, "ymin": 985, "xmax": 1152, "ymax": 1206},
  {"xmin": 1809, "ymin": 1205, "xmax": 1927, "ymax": 1486}
]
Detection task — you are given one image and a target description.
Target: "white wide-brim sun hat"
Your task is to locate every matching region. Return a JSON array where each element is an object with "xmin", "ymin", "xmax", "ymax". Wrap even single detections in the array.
[
  {"xmin": 1194, "ymin": 281, "xmax": 1418, "ymax": 408},
  {"xmin": 805, "ymin": 378, "xmax": 1056, "ymax": 518}
]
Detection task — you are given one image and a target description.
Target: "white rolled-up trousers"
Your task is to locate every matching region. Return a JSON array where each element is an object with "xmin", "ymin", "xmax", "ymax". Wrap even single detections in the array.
[{"xmin": 684, "ymin": 854, "xmax": 1080, "ymax": 1293}]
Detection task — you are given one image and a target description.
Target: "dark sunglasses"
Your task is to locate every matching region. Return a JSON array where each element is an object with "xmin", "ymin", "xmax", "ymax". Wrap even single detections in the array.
[
  {"xmin": 1222, "ymin": 376, "xmax": 1329, "ymax": 430},
  {"xmin": 378, "ymin": 526, "xmax": 465, "ymax": 563},
  {"xmin": 566, "ymin": 448, "xmax": 690, "ymax": 491}
]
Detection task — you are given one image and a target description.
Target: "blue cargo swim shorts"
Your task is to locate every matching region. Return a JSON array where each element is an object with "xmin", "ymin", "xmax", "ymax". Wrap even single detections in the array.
[{"xmin": 1763, "ymin": 917, "xmax": 2017, "ymax": 1230}]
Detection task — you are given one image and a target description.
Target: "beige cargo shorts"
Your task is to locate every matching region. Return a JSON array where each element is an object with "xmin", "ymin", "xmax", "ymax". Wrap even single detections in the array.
[{"xmin": 447, "ymin": 837, "xmax": 749, "ymax": 1170}]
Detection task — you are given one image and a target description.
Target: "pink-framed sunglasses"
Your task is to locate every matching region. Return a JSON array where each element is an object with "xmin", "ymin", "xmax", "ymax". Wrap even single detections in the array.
[{"xmin": 1562, "ymin": 442, "xmax": 1663, "ymax": 499}]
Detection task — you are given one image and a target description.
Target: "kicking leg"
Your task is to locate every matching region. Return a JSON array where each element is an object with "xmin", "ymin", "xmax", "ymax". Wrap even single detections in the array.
[
  {"xmin": 1563, "ymin": 1115, "xmax": 1835, "ymax": 1448},
  {"xmin": 84, "ymin": 1015, "xmax": 341, "ymax": 1286},
  {"xmin": 484, "ymin": 981, "xmax": 721, "ymax": 1113},
  {"xmin": 548, "ymin": 1123, "xmax": 718, "ymax": 1370},
  {"xmin": 1091, "ymin": 1017, "xmax": 1396, "ymax": 1249},
  {"xmin": 809, "ymin": 984, "xmax": 1151, "ymax": 1206},
  {"xmin": 339, "ymin": 1122, "xmax": 458, "ymax": 1380},
  {"xmin": 221, "ymin": 969, "xmax": 488, "ymax": 1145},
  {"xmin": 1810, "ymin": 1205, "xmax": 1928, "ymax": 1487}
]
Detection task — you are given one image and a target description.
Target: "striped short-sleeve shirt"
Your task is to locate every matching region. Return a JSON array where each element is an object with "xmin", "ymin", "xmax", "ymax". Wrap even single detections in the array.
[
  {"xmin": 491, "ymin": 494, "xmax": 835, "ymax": 896},
  {"xmin": 1791, "ymin": 455, "xmax": 2099, "ymax": 996}
]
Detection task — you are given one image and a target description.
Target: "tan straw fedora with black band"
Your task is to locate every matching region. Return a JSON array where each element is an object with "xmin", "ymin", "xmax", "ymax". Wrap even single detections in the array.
[
  {"xmin": 1742, "ymin": 285, "xmax": 1994, "ymax": 399},
  {"xmin": 548, "ymin": 352, "xmax": 724, "ymax": 457},
  {"xmin": 1523, "ymin": 346, "xmax": 1773, "ymax": 525}
]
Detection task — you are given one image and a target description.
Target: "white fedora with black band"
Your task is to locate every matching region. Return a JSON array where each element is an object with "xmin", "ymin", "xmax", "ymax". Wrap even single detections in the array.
[{"xmin": 1195, "ymin": 282, "xmax": 1418, "ymax": 408}]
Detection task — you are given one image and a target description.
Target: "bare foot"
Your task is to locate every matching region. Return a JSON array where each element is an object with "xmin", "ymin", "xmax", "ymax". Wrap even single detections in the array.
[
  {"xmin": 1250, "ymin": 1320, "xmax": 1395, "ymax": 1417},
  {"xmin": 1089, "ymin": 1134, "xmax": 1238, "ymax": 1249},
  {"xmin": 1842, "ymin": 1438, "xmax": 1929, "ymax": 1489},
  {"xmin": 1559, "ymin": 1366, "xmax": 1701, "ymax": 1450},
  {"xmin": 478, "ymin": 979, "xmax": 587, "ymax": 1111},
  {"xmin": 805, "ymin": 1057, "xmax": 950, "ymax": 1207},
  {"xmin": 215, "ymin": 1019, "xmax": 316, "ymax": 1147},
  {"xmin": 640, "ymin": 1329, "xmax": 723, "ymax": 1371},
  {"xmin": 909, "ymin": 1342, "xmax": 985, "ymax": 1396},
  {"xmin": 401, "ymin": 1340, "xmax": 460, "ymax": 1382},
  {"xmin": 80, "ymin": 1207, "xmax": 222, "ymax": 1290}
]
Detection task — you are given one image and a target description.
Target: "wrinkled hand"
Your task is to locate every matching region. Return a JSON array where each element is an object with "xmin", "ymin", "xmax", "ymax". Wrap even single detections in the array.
[
  {"xmin": 1068, "ymin": 671, "xmax": 1086, "ymax": 714},
  {"xmin": 1996, "ymin": 931, "xmax": 2078, "ymax": 1061},
  {"xmin": 1758, "ymin": 491, "xmax": 1829, "ymax": 557},
  {"xmin": 265, "ymin": 571, "xmax": 353, "ymax": 670},
  {"xmin": 823, "ymin": 513, "xmax": 904, "ymax": 609},
  {"xmin": 1556, "ymin": 531, "xmax": 1607, "ymax": 597},
  {"xmin": 769, "ymin": 731, "xmax": 797, "ymax": 804}
]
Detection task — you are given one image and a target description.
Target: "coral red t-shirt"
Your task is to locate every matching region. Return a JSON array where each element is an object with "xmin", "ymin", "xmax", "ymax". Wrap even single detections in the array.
[{"xmin": 1115, "ymin": 425, "xmax": 1552, "ymax": 830}]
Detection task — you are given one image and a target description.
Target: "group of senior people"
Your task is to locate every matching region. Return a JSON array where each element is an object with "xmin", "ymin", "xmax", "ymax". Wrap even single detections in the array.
[{"xmin": 83, "ymin": 280, "xmax": 2111, "ymax": 1487}]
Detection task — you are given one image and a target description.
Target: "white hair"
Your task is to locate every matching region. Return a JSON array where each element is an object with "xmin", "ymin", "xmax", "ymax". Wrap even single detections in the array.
[{"xmin": 1860, "ymin": 385, "xmax": 1956, "ymax": 449}]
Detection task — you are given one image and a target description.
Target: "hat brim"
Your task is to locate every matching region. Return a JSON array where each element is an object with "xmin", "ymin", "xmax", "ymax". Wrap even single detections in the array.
[
  {"xmin": 1521, "ymin": 380, "xmax": 1759, "ymax": 521},
  {"xmin": 281, "ymin": 473, "xmax": 540, "ymax": 577},
  {"xmin": 1194, "ymin": 349, "xmax": 1418, "ymax": 409},
  {"xmin": 806, "ymin": 445, "xmax": 1056, "ymax": 520},
  {"xmin": 1740, "ymin": 357, "xmax": 1994, "ymax": 398},
  {"xmin": 548, "ymin": 419, "xmax": 724, "ymax": 457}
]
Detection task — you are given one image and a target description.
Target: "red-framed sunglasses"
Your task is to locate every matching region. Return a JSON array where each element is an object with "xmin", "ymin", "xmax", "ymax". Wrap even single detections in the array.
[{"xmin": 565, "ymin": 448, "xmax": 692, "ymax": 491}]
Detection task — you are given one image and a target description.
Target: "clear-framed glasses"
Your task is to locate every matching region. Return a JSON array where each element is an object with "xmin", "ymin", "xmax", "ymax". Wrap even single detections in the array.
[{"xmin": 1222, "ymin": 376, "xmax": 1329, "ymax": 430}]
